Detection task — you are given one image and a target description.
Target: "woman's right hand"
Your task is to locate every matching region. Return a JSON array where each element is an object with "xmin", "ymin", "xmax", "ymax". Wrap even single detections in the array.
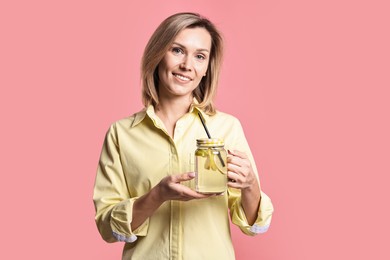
[
  {"xmin": 132, "ymin": 172, "xmax": 213, "ymax": 230},
  {"xmin": 156, "ymin": 172, "xmax": 214, "ymax": 202}
]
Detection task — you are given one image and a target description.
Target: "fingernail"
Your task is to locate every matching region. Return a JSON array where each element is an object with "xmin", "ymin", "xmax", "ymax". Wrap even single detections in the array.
[{"xmin": 188, "ymin": 172, "xmax": 195, "ymax": 178}]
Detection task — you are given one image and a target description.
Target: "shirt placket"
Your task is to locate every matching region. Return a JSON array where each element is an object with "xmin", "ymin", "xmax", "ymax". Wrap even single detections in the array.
[{"xmin": 169, "ymin": 140, "xmax": 182, "ymax": 260}]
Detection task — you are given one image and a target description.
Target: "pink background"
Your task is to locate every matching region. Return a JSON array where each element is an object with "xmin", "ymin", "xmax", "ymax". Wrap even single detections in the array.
[{"xmin": 1, "ymin": 0, "xmax": 389, "ymax": 259}]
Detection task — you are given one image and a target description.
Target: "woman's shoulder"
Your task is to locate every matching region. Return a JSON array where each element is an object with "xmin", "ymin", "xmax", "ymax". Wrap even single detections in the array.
[
  {"xmin": 107, "ymin": 108, "xmax": 147, "ymax": 132},
  {"xmin": 211, "ymin": 110, "xmax": 242, "ymax": 125}
]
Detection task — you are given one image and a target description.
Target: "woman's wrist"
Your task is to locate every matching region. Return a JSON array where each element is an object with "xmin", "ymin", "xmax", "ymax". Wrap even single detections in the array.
[
  {"xmin": 151, "ymin": 183, "xmax": 166, "ymax": 205},
  {"xmin": 241, "ymin": 181, "xmax": 261, "ymax": 204}
]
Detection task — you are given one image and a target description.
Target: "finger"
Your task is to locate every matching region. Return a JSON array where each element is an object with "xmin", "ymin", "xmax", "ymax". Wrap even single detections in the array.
[
  {"xmin": 172, "ymin": 172, "xmax": 196, "ymax": 183},
  {"xmin": 227, "ymin": 171, "xmax": 241, "ymax": 183},
  {"xmin": 227, "ymin": 174, "xmax": 242, "ymax": 188},
  {"xmin": 227, "ymin": 163, "xmax": 240, "ymax": 173},
  {"xmin": 227, "ymin": 156, "xmax": 244, "ymax": 167},
  {"xmin": 182, "ymin": 188, "xmax": 216, "ymax": 199},
  {"xmin": 227, "ymin": 153, "xmax": 251, "ymax": 169},
  {"xmin": 228, "ymin": 149, "xmax": 248, "ymax": 159},
  {"xmin": 227, "ymin": 181, "xmax": 242, "ymax": 189},
  {"xmin": 227, "ymin": 163, "xmax": 249, "ymax": 177}
]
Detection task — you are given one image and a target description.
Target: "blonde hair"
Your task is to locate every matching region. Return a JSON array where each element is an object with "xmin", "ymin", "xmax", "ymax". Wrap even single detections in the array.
[{"xmin": 141, "ymin": 12, "xmax": 224, "ymax": 115}]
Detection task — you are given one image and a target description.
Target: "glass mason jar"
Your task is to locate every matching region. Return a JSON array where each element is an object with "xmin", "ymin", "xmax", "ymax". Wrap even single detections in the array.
[{"xmin": 195, "ymin": 138, "xmax": 227, "ymax": 193}]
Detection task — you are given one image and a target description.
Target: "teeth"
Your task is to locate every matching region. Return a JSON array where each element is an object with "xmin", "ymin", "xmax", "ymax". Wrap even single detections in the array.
[{"xmin": 174, "ymin": 73, "xmax": 190, "ymax": 81}]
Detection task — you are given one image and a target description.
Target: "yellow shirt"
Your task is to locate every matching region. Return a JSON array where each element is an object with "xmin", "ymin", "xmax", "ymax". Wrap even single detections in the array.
[{"xmin": 93, "ymin": 105, "xmax": 274, "ymax": 260}]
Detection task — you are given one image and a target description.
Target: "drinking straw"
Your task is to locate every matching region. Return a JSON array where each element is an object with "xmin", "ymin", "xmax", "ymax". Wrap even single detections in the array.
[{"xmin": 198, "ymin": 112, "xmax": 225, "ymax": 167}]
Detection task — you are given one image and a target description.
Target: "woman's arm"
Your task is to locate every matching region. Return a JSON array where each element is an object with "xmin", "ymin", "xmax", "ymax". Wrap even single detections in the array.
[{"xmin": 227, "ymin": 149, "xmax": 261, "ymax": 225}]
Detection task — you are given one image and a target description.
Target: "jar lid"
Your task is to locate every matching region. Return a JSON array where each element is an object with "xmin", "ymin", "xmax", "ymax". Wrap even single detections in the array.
[{"xmin": 196, "ymin": 138, "xmax": 224, "ymax": 146}]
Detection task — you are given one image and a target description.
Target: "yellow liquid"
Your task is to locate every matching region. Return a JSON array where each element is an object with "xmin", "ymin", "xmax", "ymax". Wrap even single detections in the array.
[{"xmin": 195, "ymin": 149, "xmax": 227, "ymax": 193}]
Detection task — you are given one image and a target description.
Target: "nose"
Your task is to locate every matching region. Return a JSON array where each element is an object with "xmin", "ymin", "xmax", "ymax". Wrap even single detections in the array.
[{"xmin": 179, "ymin": 56, "xmax": 192, "ymax": 71}]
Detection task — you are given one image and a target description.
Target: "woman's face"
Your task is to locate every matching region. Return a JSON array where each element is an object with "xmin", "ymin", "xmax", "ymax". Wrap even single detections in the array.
[{"xmin": 158, "ymin": 27, "xmax": 212, "ymax": 100}]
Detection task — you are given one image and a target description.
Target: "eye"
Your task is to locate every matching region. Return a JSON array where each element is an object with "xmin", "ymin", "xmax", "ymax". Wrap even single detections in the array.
[
  {"xmin": 196, "ymin": 54, "xmax": 206, "ymax": 60},
  {"xmin": 172, "ymin": 47, "xmax": 184, "ymax": 55}
]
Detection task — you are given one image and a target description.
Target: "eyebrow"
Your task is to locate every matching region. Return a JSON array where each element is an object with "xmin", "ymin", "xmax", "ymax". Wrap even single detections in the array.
[{"xmin": 172, "ymin": 42, "xmax": 210, "ymax": 53}]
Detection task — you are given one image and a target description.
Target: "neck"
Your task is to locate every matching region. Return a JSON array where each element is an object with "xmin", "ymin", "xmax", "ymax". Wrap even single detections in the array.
[
  {"xmin": 155, "ymin": 95, "xmax": 193, "ymax": 137},
  {"xmin": 156, "ymin": 95, "xmax": 193, "ymax": 120}
]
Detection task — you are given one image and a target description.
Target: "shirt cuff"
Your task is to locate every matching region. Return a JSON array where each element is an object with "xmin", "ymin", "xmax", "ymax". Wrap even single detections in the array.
[
  {"xmin": 231, "ymin": 191, "xmax": 274, "ymax": 236},
  {"xmin": 110, "ymin": 197, "xmax": 149, "ymax": 243}
]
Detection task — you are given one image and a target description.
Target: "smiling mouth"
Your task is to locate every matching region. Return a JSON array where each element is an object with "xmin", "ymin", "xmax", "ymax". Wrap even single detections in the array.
[{"xmin": 173, "ymin": 73, "xmax": 192, "ymax": 81}]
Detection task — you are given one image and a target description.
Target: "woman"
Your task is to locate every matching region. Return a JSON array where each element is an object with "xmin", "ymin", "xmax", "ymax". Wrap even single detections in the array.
[{"xmin": 94, "ymin": 12, "xmax": 274, "ymax": 260}]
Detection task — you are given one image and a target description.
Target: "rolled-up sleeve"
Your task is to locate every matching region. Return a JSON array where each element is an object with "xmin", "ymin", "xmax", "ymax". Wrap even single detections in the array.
[
  {"xmin": 229, "ymin": 189, "xmax": 274, "ymax": 235},
  {"xmin": 227, "ymin": 117, "xmax": 274, "ymax": 235},
  {"xmin": 93, "ymin": 124, "xmax": 149, "ymax": 243}
]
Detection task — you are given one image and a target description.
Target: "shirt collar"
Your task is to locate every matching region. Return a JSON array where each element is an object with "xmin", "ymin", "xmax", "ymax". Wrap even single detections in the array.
[
  {"xmin": 130, "ymin": 105, "xmax": 162, "ymax": 128},
  {"xmin": 130, "ymin": 108, "xmax": 147, "ymax": 128},
  {"xmin": 130, "ymin": 98, "xmax": 209, "ymax": 128},
  {"xmin": 189, "ymin": 98, "xmax": 210, "ymax": 122}
]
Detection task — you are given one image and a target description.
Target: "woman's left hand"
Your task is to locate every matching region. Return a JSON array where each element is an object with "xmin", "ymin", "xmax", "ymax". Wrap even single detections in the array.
[
  {"xmin": 227, "ymin": 149, "xmax": 262, "ymax": 225},
  {"xmin": 227, "ymin": 150, "xmax": 258, "ymax": 190}
]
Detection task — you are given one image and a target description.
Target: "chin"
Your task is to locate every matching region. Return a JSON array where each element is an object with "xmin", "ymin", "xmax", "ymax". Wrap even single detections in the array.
[{"xmin": 169, "ymin": 85, "xmax": 195, "ymax": 96}]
